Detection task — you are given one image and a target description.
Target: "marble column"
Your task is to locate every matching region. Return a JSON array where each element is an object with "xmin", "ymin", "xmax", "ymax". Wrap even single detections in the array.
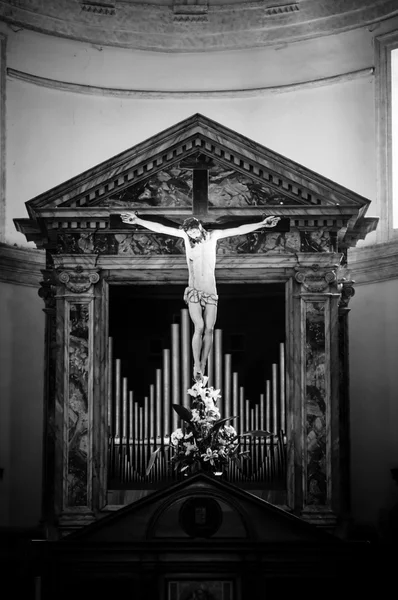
[
  {"xmin": 38, "ymin": 264, "xmax": 57, "ymax": 538},
  {"xmin": 338, "ymin": 279, "xmax": 355, "ymax": 520},
  {"xmin": 52, "ymin": 263, "xmax": 100, "ymax": 532},
  {"xmin": 291, "ymin": 259, "xmax": 342, "ymax": 527}
]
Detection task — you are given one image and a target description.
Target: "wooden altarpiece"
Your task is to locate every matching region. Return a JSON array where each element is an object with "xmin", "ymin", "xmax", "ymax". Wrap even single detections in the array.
[{"xmin": 15, "ymin": 114, "xmax": 377, "ymax": 536}]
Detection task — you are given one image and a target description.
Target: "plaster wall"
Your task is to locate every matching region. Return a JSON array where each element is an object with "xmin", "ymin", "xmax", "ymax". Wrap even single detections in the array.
[
  {"xmin": 349, "ymin": 278, "xmax": 398, "ymax": 537},
  {"xmin": 0, "ymin": 281, "xmax": 44, "ymax": 527}
]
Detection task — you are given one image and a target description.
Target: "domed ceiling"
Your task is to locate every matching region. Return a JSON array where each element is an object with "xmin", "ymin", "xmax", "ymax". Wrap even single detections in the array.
[{"xmin": 0, "ymin": 0, "xmax": 397, "ymax": 52}]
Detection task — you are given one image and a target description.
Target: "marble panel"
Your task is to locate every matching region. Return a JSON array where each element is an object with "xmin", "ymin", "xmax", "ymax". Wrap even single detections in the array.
[
  {"xmin": 100, "ymin": 167, "xmax": 192, "ymax": 208},
  {"xmin": 300, "ymin": 230, "xmax": 333, "ymax": 252},
  {"xmin": 67, "ymin": 302, "xmax": 90, "ymax": 507},
  {"xmin": 217, "ymin": 231, "xmax": 301, "ymax": 254},
  {"xmin": 305, "ymin": 301, "xmax": 327, "ymax": 506},
  {"xmin": 57, "ymin": 231, "xmax": 305, "ymax": 256},
  {"xmin": 208, "ymin": 164, "xmax": 302, "ymax": 207}
]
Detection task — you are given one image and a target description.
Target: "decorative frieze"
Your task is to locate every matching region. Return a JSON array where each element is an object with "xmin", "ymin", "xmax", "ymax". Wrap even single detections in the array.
[{"xmin": 54, "ymin": 230, "xmax": 338, "ymax": 256}]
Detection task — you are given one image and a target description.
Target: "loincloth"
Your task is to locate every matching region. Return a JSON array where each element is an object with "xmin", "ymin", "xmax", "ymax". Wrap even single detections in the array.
[{"xmin": 183, "ymin": 287, "xmax": 218, "ymax": 308}]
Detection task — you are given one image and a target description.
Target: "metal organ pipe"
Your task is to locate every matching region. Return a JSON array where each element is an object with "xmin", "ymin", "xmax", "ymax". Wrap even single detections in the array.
[
  {"xmin": 108, "ymin": 337, "xmax": 113, "ymax": 434},
  {"xmin": 224, "ymin": 354, "xmax": 232, "ymax": 418},
  {"xmin": 272, "ymin": 363, "xmax": 278, "ymax": 434},
  {"xmin": 156, "ymin": 368, "xmax": 162, "ymax": 440},
  {"xmin": 115, "ymin": 358, "xmax": 121, "ymax": 439},
  {"xmin": 181, "ymin": 309, "xmax": 190, "ymax": 408},
  {"xmin": 214, "ymin": 329, "xmax": 222, "ymax": 398},
  {"xmin": 171, "ymin": 324, "xmax": 180, "ymax": 423},
  {"xmin": 280, "ymin": 342, "xmax": 286, "ymax": 433},
  {"xmin": 163, "ymin": 349, "xmax": 171, "ymax": 437},
  {"xmin": 107, "ymin": 327, "xmax": 287, "ymax": 486}
]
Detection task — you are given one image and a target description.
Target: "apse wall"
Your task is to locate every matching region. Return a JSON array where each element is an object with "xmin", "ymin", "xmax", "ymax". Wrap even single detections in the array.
[{"xmin": 1, "ymin": 20, "xmax": 398, "ymax": 536}]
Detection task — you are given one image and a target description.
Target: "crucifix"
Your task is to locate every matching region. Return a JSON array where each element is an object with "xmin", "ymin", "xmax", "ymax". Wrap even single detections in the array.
[{"xmin": 120, "ymin": 153, "xmax": 281, "ymax": 381}]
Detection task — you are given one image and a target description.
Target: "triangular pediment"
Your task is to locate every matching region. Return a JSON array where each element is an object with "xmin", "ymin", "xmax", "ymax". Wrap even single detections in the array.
[
  {"xmin": 64, "ymin": 473, "xmax": 338, "ymax": 544},
  {"xmin": 14, "ymin": 114, "xmax": 378, "ymax": 248}
]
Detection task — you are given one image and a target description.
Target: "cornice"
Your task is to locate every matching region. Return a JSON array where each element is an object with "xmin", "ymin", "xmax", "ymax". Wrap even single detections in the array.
[
  {"xmin": 3, "ymin": 240, "xmax": 398, "ymax": 288},
  {"xmin": 0, "ymin": 243, "xmax": 45, "ymax": 287},
  {"xmin": 6, "ymin": 67, "xmax": 374, "ymax": 100},
  {"xmin": 0, "ymin": 0, "xmax": 397, "ymax": 52},
  {"xmin": 348, "ymin": 239, "xmax": 398, "ymax": 285}
]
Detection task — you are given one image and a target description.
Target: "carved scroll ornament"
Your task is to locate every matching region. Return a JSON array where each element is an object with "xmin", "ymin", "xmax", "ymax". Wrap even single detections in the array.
[
  {"xmin": 58, "ymin": 267, "xmax": 100, "ymax": 293},
  {"xmin": 295, "ymin": 264, "xmax": 337, "ymax": 293}
]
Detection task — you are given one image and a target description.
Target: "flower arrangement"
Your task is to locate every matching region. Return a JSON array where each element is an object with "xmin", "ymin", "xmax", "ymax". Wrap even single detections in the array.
[
  {"xmin": 146, "ymin": 376, "xmax": 270, "ymax": 477},
  {"xmin": 169, "ymin": 376, "xmax": 241, "ymax": 475}
]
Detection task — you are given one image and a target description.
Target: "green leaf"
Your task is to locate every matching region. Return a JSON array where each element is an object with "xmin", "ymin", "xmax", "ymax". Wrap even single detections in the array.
[
  {"xmin": 145, "ymin": 447, "xmax": 161, "ymax": 476},
  {"xmin": 172, "ymin": 404, "xmax": 193, "ymax": 423},
  {"xmin": 241, "ymin": 429, "xmax": 273, "ymax": 437}
]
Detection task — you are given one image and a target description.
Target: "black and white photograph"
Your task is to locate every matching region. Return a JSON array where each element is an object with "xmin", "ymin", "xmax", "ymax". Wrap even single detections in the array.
[{"xmin": 0, "ymin": 1, "xmax": 397, "ymax": 599}]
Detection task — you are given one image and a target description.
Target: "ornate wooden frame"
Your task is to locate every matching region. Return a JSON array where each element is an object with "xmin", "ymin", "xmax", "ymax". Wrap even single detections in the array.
[{"xmin": 15, "ymin": 114, "xmax": 376, "ymax": 534}]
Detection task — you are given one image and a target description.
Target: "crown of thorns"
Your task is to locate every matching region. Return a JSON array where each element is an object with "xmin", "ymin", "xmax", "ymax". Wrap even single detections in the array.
[{"xmin": 181, "ymin": 217, "xmax": 203, "ymax": 231}]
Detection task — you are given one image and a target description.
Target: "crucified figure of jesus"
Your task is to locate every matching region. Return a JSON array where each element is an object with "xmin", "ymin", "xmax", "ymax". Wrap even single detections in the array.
[{"xmin": 120, "ymin": 212, "xmax": 280, "ymax": 382}]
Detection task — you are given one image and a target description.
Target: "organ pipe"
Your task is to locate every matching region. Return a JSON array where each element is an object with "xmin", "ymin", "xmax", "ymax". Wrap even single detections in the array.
[
  {"xmin": 208, "ymin": 345, "xmax": 214, "ymax": 387},
  {"xmin": 150, "ymin": 384, "xmax": 155, "ymax": 440},
  {"xmin": 163, "ymin": 349, "xmax": 171, "ymax": 437},
  {"xmin": 108, "ymin": 329, "xmax": 287, "ymax": 485},
  {"xmin": 214, "ymin": 329, "xmax": 222, "ymax": 393},
  {"xmin": 122, "ymin": 377, "xmax": 128, "ymax": 439},
  {"xmin": 181, "ymin": 309, "xmax": 190, "ymax": 408},
  {"xmin": 239, "ymin": 386, "xmax": 244, "ymax": 435},
  {"xmin": 280, "ymin": 342, "xmax": 286, "ymax": 433},
  {"xmin": 266, "ymin": 380, "xmax": 271, "ymax": 433},
  {"xmin": 156, "ymin": 368, "xmax": 162, "ymax": 439},
  {"xmin": 224, "ymin": 354, "xmax": 232, "ymax": 418},
  {"xmin": 232, "ymin": 373, "xmax": 238, "ymax": 420},
  {"xmin": 171, "ymin": 323, "xmax": 180, "ymax": 411},
  {"xmin": 272, "ymin": 363, "xmax": 278, "ymax": 433},
  {"xmin": 115, "ymin": 358, "xmax": 121, "ymax": 438},
  {"xmin": 108, "ymin": 337, "xmax": 113, "ymax": 433}
]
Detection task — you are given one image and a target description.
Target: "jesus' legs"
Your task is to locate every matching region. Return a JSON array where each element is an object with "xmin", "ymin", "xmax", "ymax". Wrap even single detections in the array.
[
  {"xmin": 200, "ymin": 303, "xmax": 217, "ymax": 376},
  {"xmin": 188, "ymin": 301, "xmax": 205, "ymax": 379}
]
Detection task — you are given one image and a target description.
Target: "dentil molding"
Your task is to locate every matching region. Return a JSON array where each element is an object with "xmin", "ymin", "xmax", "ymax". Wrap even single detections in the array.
[{"xmin": 0, "ymin": 0, "xmax": 397, "ymax": 52}]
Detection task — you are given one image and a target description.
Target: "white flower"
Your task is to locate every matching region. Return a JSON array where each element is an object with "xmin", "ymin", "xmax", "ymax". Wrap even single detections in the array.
[
  {"xmin": 170, "ymin": 428, "xmax": 184, "ymax": 446},
  {"xmin": 201, "ymin": 447, "xmax": 218, "ymax": 465},
  {"xmin": 191, "ymin": 409, "xmax": 201, "ymax": 422},
  {"xmin": 184, "ymin": 441, "xmax": 197, "ymax": 455},
  {"xmin": 224, "ymin": 425, "xmax": 237, "ymax": 437},
  {"xmin": 207, "ymin": 387, "xmax": 221, "ymax": 402},
  {"xmin": 204, "ymin": 397, "xmax": 215, "ymax": 411},
  {"xmin": 184, "ymin": 431, "xmax": 193, "ymax": 439}
]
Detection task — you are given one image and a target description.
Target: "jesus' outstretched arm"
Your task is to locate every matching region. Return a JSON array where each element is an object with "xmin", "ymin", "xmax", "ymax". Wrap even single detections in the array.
[
  {"xmin": 120, "ymin": 211, "xmax": 185, "ymax": 238},
  {"xmin": 212, "ymin": 215, "xmax": 280, "ymax": 240}
]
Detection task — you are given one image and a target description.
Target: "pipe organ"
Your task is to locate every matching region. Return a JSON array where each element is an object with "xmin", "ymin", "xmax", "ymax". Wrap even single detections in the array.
[{"xmin": 108, "ymin": 308, "xmax": 287, "ymax": 488}]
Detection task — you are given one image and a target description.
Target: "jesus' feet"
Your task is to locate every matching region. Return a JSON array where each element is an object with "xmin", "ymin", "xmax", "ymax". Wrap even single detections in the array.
[{"xmin": 193, "ymin": 365, "xmax": 203, "ymax": 382}]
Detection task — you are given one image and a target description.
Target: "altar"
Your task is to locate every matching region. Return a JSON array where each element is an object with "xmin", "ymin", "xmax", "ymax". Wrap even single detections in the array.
[{"xmin": 15, "ymin": 114, "xmax": 377, "ymax": 536}]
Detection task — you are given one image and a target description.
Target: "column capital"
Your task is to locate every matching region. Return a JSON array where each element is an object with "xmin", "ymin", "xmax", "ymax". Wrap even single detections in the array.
[
  {"xmin": 294, "ymin": 263, "xmax": 338, "ymax": 293},
  {"xmin": 57, "ymin": 266, "xmax": 100, "ymax": 294}
]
